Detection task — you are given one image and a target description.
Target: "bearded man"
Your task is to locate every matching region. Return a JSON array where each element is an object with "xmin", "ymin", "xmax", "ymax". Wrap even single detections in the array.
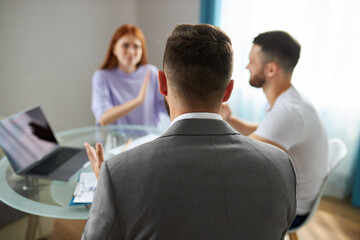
[{"xmin": 221, "ymin": 30, "xmax": 328, "ymax": 229}]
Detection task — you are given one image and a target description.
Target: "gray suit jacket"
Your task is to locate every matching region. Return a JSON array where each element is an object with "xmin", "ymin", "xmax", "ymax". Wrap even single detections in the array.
[{"xmin": 82, "ymin": 119, "xmax": 296, "ymax": 240}]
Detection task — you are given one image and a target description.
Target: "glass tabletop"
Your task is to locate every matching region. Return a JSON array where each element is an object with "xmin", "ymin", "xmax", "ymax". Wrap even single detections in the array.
[{"xmin": 0, "ymin": 125, "xmax": 163, "ymax": 219}]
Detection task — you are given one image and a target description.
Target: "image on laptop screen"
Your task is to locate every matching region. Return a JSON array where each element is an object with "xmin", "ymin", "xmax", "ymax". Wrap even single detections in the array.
[{"xmin": 0, "ymin": 107, "xmax": 58, "ymax": 173}]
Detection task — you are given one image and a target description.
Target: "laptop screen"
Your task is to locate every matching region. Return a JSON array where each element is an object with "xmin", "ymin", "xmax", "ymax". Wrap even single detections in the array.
[{"xmin": 0, "ymin": 107, "xmax": 58, "ymax": 173}]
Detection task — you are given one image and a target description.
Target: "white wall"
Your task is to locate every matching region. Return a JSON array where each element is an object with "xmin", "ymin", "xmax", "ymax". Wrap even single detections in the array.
[
  {"xmin": 137, "ymin": 0, "xmax": 200, "ymax": 69},
  {"xmin": 0, "ymin": 0, "xmax": 138, "ymax": 131}
]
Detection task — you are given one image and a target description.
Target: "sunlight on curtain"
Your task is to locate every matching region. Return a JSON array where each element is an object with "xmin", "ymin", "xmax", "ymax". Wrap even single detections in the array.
[{"xmin": 220, "ymin": 0, "xmax": 360, "ymax": 199}]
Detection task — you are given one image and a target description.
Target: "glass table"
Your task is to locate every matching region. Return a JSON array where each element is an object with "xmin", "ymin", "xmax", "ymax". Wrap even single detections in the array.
[{"xmin": 0, "ymin": 125, "xmax": 162, "ymax": 239}]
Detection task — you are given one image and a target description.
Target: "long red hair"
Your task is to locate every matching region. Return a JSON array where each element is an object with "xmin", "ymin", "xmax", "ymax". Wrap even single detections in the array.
[{"xmin": 100, "ymin": 24, "xmax": 149, "ymax": 69}]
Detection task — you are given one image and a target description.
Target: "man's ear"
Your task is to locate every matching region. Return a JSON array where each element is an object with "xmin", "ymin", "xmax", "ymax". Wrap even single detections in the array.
[
  {"xmin": 222, "ymin": 79, "xmax": 234, "ymax": 102},
  {"xmin": 265, "ymin": 62, "xmax": 279, "ymax": 78},
  {"xmin": 158, "ymin": 70, "xmax": 168, "ymax": 96}
]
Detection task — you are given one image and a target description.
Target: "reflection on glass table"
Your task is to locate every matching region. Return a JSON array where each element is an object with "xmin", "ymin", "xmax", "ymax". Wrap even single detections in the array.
[{"xmin": 0, "ymin": 125, "xmax": 163, "ymax": 220}]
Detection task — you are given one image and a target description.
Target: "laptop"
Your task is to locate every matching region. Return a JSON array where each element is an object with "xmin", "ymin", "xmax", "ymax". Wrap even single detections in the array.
[{"xmin": 0, "ymin": 106, "xmax": 89, "ymax": 181}]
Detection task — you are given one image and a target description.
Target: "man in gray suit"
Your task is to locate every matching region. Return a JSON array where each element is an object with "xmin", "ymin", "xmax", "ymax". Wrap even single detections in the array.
[{"xmin": 83, "ymin": 24, "xmax": 296, "ymax": 240}]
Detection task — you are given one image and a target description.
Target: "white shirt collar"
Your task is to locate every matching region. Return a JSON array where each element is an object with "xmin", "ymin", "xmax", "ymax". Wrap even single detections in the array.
[{"xmin": 170, "ymin": 112, "xmax": 223, "ymax": 126}]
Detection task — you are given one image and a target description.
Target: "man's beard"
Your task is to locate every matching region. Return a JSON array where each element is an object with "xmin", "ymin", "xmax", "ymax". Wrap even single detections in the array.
[
  {"xmin": 164, "ymin": 97, "xmax": 170, "ymax": 116},
  {"xmin": 249, "ymin": 71, "xmax": 266, "ymax": 88}
]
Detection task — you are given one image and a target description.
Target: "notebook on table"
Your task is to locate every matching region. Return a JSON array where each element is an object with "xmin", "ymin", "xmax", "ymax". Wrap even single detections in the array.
[{"xmin": 0, "ymin": 106, "xmax": 88, "ymax": 181}]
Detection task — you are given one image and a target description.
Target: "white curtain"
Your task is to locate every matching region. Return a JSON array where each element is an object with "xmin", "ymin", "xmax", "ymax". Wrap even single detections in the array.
[{"xmin": 220, "ymin": 0, "xmax": 360, "ymax": 198}]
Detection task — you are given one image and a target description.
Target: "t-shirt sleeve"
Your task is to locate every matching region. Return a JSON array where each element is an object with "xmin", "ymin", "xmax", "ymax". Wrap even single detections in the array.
[
  {"xmin": 91, "ymin": 71, "xmax": 114, "ymax": 124},
  {"xmin": 254, "ymin": 106, "xmax": 305, "ymax": 150}
]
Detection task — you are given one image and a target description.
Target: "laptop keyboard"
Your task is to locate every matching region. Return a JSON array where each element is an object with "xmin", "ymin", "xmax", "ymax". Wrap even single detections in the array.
[{"xmin": 28, "ymin": 148, "xmax": 80, "ymax": 176}]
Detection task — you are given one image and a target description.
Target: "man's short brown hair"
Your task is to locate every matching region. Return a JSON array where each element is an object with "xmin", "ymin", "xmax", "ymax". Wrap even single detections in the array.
[
  {"xmin": 163, "ymin": 24, "xmax": 233, "ymax": 107},
  {"xmin": 253, "ymin": 31, "xmax": 301, "ymax": 74}
]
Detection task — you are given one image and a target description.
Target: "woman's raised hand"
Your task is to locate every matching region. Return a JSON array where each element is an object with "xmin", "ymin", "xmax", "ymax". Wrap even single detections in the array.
[
  {"xmin": 136, "ymin": 71, "xmax": 150, "ymax": 104},
  {"xmin": 98, "ymin": 71, "xmax": 151, "ymax": 126}
]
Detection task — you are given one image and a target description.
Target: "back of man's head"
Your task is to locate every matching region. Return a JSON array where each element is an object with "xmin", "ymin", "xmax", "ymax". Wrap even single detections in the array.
[
  {"xmin": 163, "ymin": 24, "xmax": 233, "ymax": 107},
  {"xmin": 253, "ymin": 31, "xmax": 301, "ymax": 74}
]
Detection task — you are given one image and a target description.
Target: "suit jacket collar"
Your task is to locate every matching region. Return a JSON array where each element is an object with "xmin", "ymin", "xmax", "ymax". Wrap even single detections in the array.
[{"xmin": 161, "ymin": 119, "xmax": 240, "ymax": 137}]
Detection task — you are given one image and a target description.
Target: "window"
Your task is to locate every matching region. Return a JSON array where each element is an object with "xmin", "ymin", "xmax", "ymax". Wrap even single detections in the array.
[{"xmin": 220, "ymin": 0, "xmax": 360, "ymax": 198}]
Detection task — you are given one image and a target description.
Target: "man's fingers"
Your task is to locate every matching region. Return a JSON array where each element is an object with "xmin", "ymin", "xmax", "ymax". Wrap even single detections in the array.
[
  {"xmin": 84, "ymin": 142, "xmax": 103, "ymax": 179},
  {"xmin": 96, "ymin": 142, "xmax": 103, "ymax": 153},
  {"xmin": 95, "ymin": 143, "xmax": 105, "ymax": 164},
  {"xmin": 84, "ymin": 142, "xmax": 97, "ymax": 164},
  {"xmin": 84, "ymin": 142, "xmax": 93, "ymax": 158}
]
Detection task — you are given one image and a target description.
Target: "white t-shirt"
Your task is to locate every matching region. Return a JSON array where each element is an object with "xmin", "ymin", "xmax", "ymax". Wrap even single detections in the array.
[{"xmin": 254, "ymin": 85, "xmax": 328, "ymax": 215}]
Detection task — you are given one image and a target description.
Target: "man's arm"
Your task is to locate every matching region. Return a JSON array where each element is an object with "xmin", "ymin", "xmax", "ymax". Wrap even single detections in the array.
[
  {"xmin": 220, "ymin": 103, "xmax": 287, "ymax": 151},
  {"xmin": 249, "ymin": 133, "xmax": 286, "ymax": 151},
  {"xmin": 220, "ymin": 103, "xmax": 259, "ymax": 136}
]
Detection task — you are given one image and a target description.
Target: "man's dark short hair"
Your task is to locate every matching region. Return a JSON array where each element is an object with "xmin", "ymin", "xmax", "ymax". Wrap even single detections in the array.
[
  {"xmin": 163, "ymin": 24, "xmax": 233, "ymax": 106},
  {"xmin": 253, "ymin": 31, "xmax": 301, "ymax": 73}
]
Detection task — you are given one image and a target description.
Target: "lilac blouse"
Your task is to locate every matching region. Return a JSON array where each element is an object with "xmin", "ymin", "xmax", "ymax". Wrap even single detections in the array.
[{"xmin": 91, "ymin": 64, "xmax": 168, "ymax": 127}]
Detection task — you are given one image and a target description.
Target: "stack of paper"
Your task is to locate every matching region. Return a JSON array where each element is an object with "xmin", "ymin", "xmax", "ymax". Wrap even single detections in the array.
[{"xmin": 69, "ymin": 172, "xmax": 97, "ymax": 205}]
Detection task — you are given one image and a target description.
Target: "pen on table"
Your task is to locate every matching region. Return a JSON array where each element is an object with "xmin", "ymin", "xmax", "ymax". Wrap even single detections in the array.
[{"xmin": 122, "ymin": 138, "xmax": 133, "ymax": 152}]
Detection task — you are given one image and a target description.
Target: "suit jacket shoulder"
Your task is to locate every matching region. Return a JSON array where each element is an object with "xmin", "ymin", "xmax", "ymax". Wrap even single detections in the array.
[{"xmin": 84, "ymin": 119, "xmax": 296, "ymax": 240}]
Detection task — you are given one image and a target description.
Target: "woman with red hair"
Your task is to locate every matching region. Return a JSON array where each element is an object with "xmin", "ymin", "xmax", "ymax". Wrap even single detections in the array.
[{"xmin": 91, "ymin": 24, "xmax": 167, "ymax": 127}]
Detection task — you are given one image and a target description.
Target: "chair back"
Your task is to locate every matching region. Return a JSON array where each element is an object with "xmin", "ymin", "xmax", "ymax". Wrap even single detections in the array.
[
  {"xmin": 327, "ymin": 138, "xmax": 347, "ymax": 175},
  {"xmin": 288, "ymin": 138, "xmax": 347, "ymax": 233}
]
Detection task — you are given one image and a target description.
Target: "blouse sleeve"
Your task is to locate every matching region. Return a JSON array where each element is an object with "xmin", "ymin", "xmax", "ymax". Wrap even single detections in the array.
[{"xmin": 91, "ymin": 71, "xmax": 114, "ymax": 124}]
